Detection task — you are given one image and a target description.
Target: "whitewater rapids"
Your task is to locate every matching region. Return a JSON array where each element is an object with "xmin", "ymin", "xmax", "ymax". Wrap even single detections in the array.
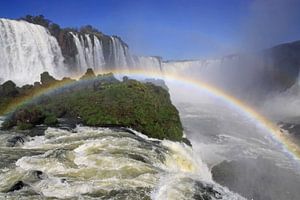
[{"xmin": 0, "ymin": 123, "xmax": 244, "ymax": 199}]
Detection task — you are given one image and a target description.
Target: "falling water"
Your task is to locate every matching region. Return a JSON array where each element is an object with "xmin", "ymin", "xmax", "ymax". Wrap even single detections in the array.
[
  {"xmin": 134, "ymin": 56, "xmax": 162, "ymax": 73},
  {"xmin": 109, "ymin": 36, "xmax": 129, "ymax": 69},
  {"xmin": 70, "ymin": 33, "xmax": 105, "ymax": 73},
  {"xmin": 0, "ymin": 18, "xmax": 64, "ymax": 85}
]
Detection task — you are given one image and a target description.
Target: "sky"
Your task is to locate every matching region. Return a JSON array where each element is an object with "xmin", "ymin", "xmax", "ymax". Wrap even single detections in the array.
[{"xmin": 1, "ymin": 0, "xmax": 300, "ymax": 60}]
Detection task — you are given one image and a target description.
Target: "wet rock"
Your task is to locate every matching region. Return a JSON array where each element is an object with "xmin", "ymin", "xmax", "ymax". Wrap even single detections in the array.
[
  {"xmin": 7, "ymin": 181, "xmax": 25, "ymax": 192},
  {"xmin": 22, "ymin": 170, "xmax": 47, "ymax": 184},
  {"xmin": 80, "ymin": 68, "xmax": 96, "ymax": 80},
  {"xmin": 40, "ymin": 72, "xmax": 57, "ymax": 86},
  {"xmin": 193, "ymin": 181, "xmax": 222, "ymax": 200},
  {"xmin": 6, "ymin": 136, "xmax": 25, "ymax": 147},
  {"xmin": 0, "ymin": 80, "xmax": 19, "ymax": 97},
  {"xmin": 32, "ymin": 170, "xmax": 45, "ymax": 179},
  {"xmin": 127, "ymin": 153, "xmax": 148, "ymax": 164},
  {"xmin": 182, "ymin": 137, "xmax": 192, "ymax": 147},
  {"xmin": 279, "ymin": 121, "xmax": 300, "ymax": 135}
]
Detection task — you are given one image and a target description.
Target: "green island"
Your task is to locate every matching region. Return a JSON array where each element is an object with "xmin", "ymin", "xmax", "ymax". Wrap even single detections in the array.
[{"xmin": 0, "ymin": 69, "xmax": 183, "ymax": 141}]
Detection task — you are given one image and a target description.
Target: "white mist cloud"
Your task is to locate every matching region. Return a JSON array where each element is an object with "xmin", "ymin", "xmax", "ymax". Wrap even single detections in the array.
[{"xmin": 239, "ymin": 0, "xmax": 300, "ymax": 51}]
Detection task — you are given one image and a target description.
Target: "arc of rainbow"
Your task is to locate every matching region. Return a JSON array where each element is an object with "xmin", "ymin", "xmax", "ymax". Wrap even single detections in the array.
[{"xmin": 2, "ymin": 68, "xmax": 300, "ymax": 161}]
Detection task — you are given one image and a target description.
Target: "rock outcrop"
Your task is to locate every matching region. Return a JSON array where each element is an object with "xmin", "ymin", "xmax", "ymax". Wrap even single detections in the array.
[{"xmin": 1, "ymin": 69, "xmax": 183, "ymax": 141}]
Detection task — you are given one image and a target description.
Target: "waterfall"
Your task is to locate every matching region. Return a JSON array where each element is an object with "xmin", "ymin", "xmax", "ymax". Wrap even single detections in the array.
[
  {"xmin": 0, "ymin": 18, "xmax": 163, "ymax": 85},
  {"xmin": 109, "ymin": 36, "xmax": 129, "ymax": 69},
  {"xmin": 109, "ymin": 36, "xmax": 164, "ymax": 73},
  {"xmin": 134, "ymin": 56, "xmax": 162, "ymax": 73},
  {"xmin": 162, "ymin": 59, "xmax": 228, "ymax": 85},
  {"xmin": 93, "ymin": 36, "xmax": 105, "ymax": 71},
  {"xmin": 162, "ymin": 55, "xmax": 278, "ymax": 102},
  {"xmin": 70, "ymin": 33, "xmax": 105, "ymax": 73},
  {"xmin": 0, "ymin": 18, "xmax": 64, "ymax": 85}
]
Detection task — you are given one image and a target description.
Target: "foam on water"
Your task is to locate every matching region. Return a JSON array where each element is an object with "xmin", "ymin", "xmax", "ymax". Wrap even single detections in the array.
[{"xmin": 0, "ymin": 126, "xmax": 244, "ymax": 199}]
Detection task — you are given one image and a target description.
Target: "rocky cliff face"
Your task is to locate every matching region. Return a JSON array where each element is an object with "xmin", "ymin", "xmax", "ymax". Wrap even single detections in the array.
[
  {"xmin": 263, "ymin": 41, "xmax": 300, "ymax": 91},
  {"xmin": 21, "ymin": 15, "xmax": 129, "ymax": 71}
]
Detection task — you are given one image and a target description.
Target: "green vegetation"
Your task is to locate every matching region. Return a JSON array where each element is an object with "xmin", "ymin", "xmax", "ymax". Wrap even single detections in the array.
[{"xmin": 1, "ymin": 70, "xmax": 183, "ymax": 141}]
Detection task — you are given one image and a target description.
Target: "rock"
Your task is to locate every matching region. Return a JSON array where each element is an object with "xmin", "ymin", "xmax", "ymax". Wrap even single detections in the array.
[
  {"xmin": 6, "ymin": 136, "xmax": 25, "ymax": 147},
  {"xmin": 193, "ymin": 181, "xmax": 222, "ymax": 200},
  {"xmin": 7, "ymin": 181, "xmax": 25, "ymax": 192},
  {"xmin": 0, "ymin": 81, "xmax": 19, "ymax": 97},
  {"xmin": 182, "ymin": 137, "xmax": 192, "ymax": 147},
  {"xmin": 32, "ymin": 170, "xmax": 45, "ymax": 180},
  {"xmin": 14, "ymin": 106, "xmax": 45, "ymax": 126},
  {"xmin": 80, "ymin": 68, "xmax": 96, "ymax": 80},
  {"xmin": 3, "ymin": 72, "xmax": 184, "ymax": 141},
  {"xmin": 40, "ymin": 72, "xmax": 57, "ymax": 86},
  {"xmin": 144, "ymin": 78, "xmax": 169, "ymax": 91}
]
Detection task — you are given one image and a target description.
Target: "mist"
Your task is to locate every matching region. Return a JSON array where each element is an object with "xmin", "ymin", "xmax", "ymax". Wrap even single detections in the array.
[{"xmin": 238, "ymin": 0, "xmax": 300, "ymax": 52}]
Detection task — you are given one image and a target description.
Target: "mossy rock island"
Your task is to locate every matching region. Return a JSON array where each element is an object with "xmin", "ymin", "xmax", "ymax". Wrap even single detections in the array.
[{"xmin": 1, "ymin": 69, "xmax": 183, "ymax": 141}]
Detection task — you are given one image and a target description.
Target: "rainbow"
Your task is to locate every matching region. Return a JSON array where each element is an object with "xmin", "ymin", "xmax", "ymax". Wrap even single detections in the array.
[{"xmin": 2, "ymin": 69, "xmax": 300, "ymax": 161}]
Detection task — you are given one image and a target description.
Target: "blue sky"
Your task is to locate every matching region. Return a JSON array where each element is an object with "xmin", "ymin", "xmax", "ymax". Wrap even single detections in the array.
[{"xmin": 1, "ymin": 0, "xmax": 300, "ymax": 60}]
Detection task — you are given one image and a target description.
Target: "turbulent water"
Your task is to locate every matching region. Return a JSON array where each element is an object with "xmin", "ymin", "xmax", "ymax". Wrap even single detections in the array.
[
  {"xmin": 0, "ymin": 120, "xmax": 244, "ymax": 199},
  {"xmin": 1, "ymin": 17, "xmax": 300, "ymax": 200},
  {"xmin": 166, "ymin": 82, "xmax": 300, "ymax": 200},
  {"xmin": 0, "ymin": 18, "xmax": 65, "ymax": 85}
]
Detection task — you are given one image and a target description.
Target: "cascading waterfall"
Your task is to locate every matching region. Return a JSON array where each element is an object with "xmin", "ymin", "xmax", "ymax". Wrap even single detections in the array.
[
  {"xmin": 134, "ymin": 56, "xmax": 163, "ymax": 73},
  {"xmin": 0, "ymin": 18, "xmax": 165, "ymax": 85},
  {"xmin": 108, "ymin": 36, "xmax": 163, "ymax": 73},
  {"xmin": 162, "ymin": 58, "xmax": 239, "ymax": 85},
  {"xmin": 109, "ymin": 36, "xmax": 130, "ymax": 69},
  {"xmin": 92, "ymin": 35, "xmax": 105, "ymax": 71},
  {"xmin": 70, "ymin": 32, "xmax": 105, "ymax": 73},
  {"xmin": 162, "ymin": 56, "xmax": 271, "ymax": 102},
  {"xmin": 0, "ymin": 18, "xmax": 64, "ymax": 85}
]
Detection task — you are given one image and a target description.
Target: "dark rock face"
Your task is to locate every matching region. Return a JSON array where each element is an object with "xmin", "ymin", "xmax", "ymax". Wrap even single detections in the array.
[
  {"xmin": 80, "ymin": 68, "xmax": 96, "ymax": 80},
  {"xmin": 57, "ymin": 30, "xmax": 78, "ymax": 65},
  {"xmin": 279, "ymin": 122, "xmax": 300, "ymax": 135},
  {"xmin": 40, "ymin": 72, "xmax": 57, "ymax": 86},
  {"xmin": 6, "ymin": 136, "xmax": 25, "ymax": 147},
  {"xmin": 0, "ymin": 81, "xmax": 19, "ymax": 97},
  {"xmin": 20, "ymin": 15, "xmax": 128, "ymax": 70},
  {"xmin": 193, "ymin": 181, "xmax": 222, "ymax": 200},
  {"xmin": 263, "ymin": 41, "xmax": 300, "ymax": 92},
  {"xmin": 7, "ymin": 181, "xmax": 25, "ymax": 192}
]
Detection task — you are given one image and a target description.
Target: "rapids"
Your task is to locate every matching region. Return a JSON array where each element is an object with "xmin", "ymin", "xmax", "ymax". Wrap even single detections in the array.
[
  {"xmin": 0, "ymin": 122, "xmax": 244, "ymax": 199},
  {"xmin": 166, "ymin": 82, "xmax": 300, "ymax": 200}
]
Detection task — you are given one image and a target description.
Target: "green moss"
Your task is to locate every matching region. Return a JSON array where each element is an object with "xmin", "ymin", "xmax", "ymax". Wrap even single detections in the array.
[
  {"xmin": 44, "ymin": 114, "xmax": 58, "ymax": 126},
  {"xmin": 17, "ymin": 122, "xmax": 33, "ymax": 130},
  {"xmin": 3, "ymin": 73, "xmax": 183, "ymax": 141}
]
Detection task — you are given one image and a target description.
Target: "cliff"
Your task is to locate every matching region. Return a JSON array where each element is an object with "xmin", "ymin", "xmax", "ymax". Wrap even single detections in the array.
[
  {"xmin": 263, "ymin": 41, "xmax": 300, "ymax": 91},
  {"xmin": 20, "ymin": 15, "xmax": 129, "ymax": 69},
  {"xmin": 1, "ymin": 69, "xmax": 183, "ymax": 141}
]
